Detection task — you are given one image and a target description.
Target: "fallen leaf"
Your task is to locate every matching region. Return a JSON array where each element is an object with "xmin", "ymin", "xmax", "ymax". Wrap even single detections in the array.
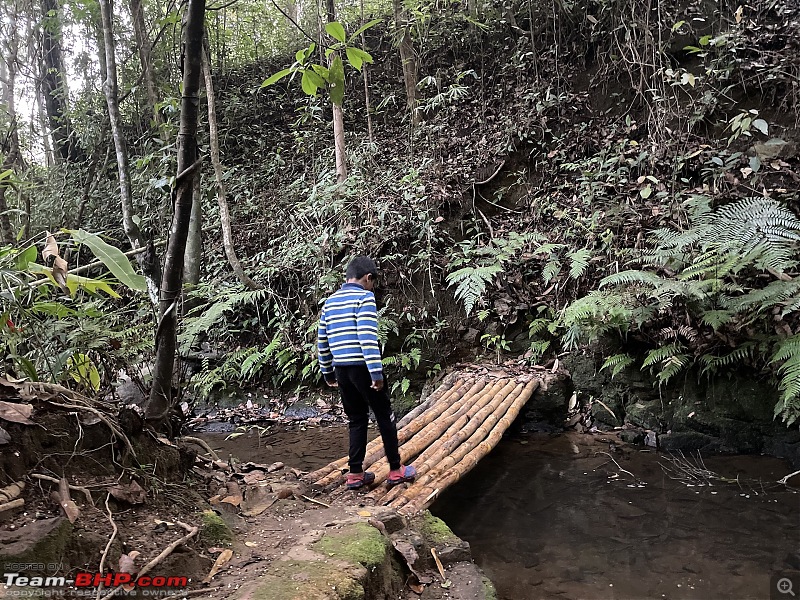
[
  {"xmin": 0, "ymin": 426, "xmax": 10, "ymax": 444},
  {"xmin": 202, "ymin": 548, "xmax": 233, "ymax": 583},
  {"xmin": 244, "ymin": 541, "xmax": 257, "ymax": 547},
  {"xmin": 408, "ymin": 582, "xmax": 425, "ymax": 594},
  {"xmin": 0, "ymin": 401, "xmax": 34, "ymax": 425},
  {"xmin": 109, "ymin": 480, "xmax": 147, "ymax": 504},
  {"xmin": 58, "ymin": 478, "xmax": 80, "ymax": 523},
  {"xmin": 357, "ymin": 510, "xmax": 372, "ymax": 517}
]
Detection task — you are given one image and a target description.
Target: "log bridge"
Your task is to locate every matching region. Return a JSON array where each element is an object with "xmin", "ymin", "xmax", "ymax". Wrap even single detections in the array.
[{"xmin": 306, "ymin": 366, "xmax": 558, "ymax": 516}]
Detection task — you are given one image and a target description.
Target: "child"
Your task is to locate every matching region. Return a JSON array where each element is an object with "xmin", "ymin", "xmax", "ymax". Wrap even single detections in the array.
[{"xmin": 317, "ymin": 256, "xmax": 416, "ymax": 489}]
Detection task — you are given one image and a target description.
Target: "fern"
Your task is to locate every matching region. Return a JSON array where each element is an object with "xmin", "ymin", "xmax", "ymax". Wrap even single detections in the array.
[
  {"xmin": 446, "ymin": 264, "xmax": 503, "ymax": 315},
  {"xmin": 542, "ymin": 257, "xmax": 562, "ymax": 284},
  {"xmin": 699, "ymin": 342, "xmax": 760, "ymax": 375},
  {"xmin": 600, "ymin": 353, "xmax": 635, "ymax": 378},
  {"xmin": 771, "ymin": 334, "xmax": 800, "ymax": 425},
  {"xmin": 600, "ymin": 270, "xmax": 662, "ymax": 288},
  {"xmin": 567, "ymin": 248, "xmax": 592, "ymax": 279},
  {"xmin": 641, "ymin": 343, "xmax": 689, "ymax": 384}
]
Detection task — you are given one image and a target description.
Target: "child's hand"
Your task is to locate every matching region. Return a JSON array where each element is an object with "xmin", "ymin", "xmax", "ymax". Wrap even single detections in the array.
[
  {"xmin": 371, "ymin": 379, "xmax": 384, "ymax": 391},
  {"xmin": 326, "ymin": 380, "xmax": 338, "ymax": 388}
]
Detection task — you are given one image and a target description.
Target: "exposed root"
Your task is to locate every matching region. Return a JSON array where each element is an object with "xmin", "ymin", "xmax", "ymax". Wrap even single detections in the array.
[{"xmin": 177, "ymin": 436, "xmax": 222, "ymax": 461}]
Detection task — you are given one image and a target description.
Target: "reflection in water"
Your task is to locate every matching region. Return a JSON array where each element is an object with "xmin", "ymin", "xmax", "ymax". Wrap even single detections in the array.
[{"xmin": 432, "ymin": 432, "xmax": 800, "ymax": 600}]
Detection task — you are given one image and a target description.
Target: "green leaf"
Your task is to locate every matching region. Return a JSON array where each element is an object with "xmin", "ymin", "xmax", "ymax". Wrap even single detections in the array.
[
  {"xmin": 311, "ymin": 64, "xmax": 330, "ymax": 79},
  {"xmin": 67, "ymin": 353, "xmax": 101, "ymax": 392},
  {"xmin": 68, "ymin": 229, "xmax": 147, "ymax": 291},
  {"xmin": 328, "ymin": 56, "xmax": 345, "ymax": 106},
  {"xmin": 350, "ymin": 18, "xmax": 381, "ymax": 40},
  {"xmin": 671, "ymin": 20, "xmax": 685, "ymax": 32},
  {"xmin": 65, "ymin": 274, "xmax": 121, "ymax": 298},
  {"xmin": 345, "ymin": 47, "xmax": 373, "ymax": 71},
  {"xmin": 325, "ymin": 21, "xmax": 346, "ymax": 42},
  {"xmin": 752, "ymin": 118, "xmax": 768, "ymax": 135},
  {"xmin": 261, "ymin": 67, "xmax": 293, "ymax": 87},
  {"xmin": 640, "ymin": 184, "xmax": 652, "ymax": 199},
  {"xmin": 0, "ymin": 169, "xmax": 13, "ymax": 183},
  {"xmin": 15, "ymin": 245, "xmax": 36, "ymax": 270},
  {"xmin": 749, "ymin": 155, "xmax": 761, "ymax": 172},
  {"xmin": 699, "ymin": 35, "xmax": 711, "ymax": 46},
  {"xmin": 301, "ymin": 69, "xmax": 320, "ymax": 95}
]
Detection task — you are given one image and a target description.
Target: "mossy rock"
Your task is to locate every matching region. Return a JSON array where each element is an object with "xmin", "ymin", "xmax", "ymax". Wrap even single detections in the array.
[
  {"xmin": 482, "ymin": 576, "xmax": 498, "ymax": 600},
  {"xmin": 312, "ymin": 523, "xmax": 388, "ymax": 568},
  {"xmin": 0, "ymin": 518, "xmax": 73, "ymax": 574},
  {"xmin": 199, "ymin": 510, "xmax": 234, "ymax": 546},
  {"xmin": 416, "ymin": 511, "xmax": 458, "ymax": 545},
  {"xmin": 235, "ymin": 559, "xmax": 366, "ymax": 600}
]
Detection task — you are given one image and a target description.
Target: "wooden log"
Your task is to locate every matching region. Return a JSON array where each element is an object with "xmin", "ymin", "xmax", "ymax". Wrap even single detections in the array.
[
  {"xmin": 364, "ymin": 378, "xmax": 511, "ymax": 487},
  {"xmin": 376, "ymin": 379, "xmax": 525, "ymax": 505},
  {"xmin": 389, "ymin": 380, "xmax": 533, "ymax": 509},
  {"xmin": 398, "ymin": 379, "xmax": 540, "ymax": 515},
  {"xmin": 396, "ymin": 372, "xmax": 459, "ymax": 428},
  {"xmin": 311, "ymin": 377, "xmax": 480, "ymax": 487}
]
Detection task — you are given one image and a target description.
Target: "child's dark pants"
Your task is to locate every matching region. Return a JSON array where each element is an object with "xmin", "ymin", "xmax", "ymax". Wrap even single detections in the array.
[{"xmin": 334, "ymin": 365, "xmax": 401, "ymax": 473}]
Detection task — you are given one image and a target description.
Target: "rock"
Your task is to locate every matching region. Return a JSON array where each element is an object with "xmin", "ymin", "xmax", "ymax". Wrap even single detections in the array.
[
  {"xmin": 462, "ymin": 328, "xmax": 480, "ymax": 343},
  {"xmin": 753, "ymin": 138, "xmax": 797, "ymax": 161},
  {"xmin": 436, "ymin": 539, "xmax": 472, "ymax": 564},
  {"xmin": 523, "ymin": 373, "xmax": 571, "ymax": 425},
  {"xmin": 0, "ymin": 517, "xmax": 73, "ymax": 572},
  {"xmin": 644, "ymin": 430, "xmax": 658, "ymax": 448},
  {"xmin": 624, "ymin": 399, "xmax": 664, "ymax": 431},
  {"xmin": 367, "ymin": 507, "xmax": 406, "ymax": 534},
  {"xmin": 658, "ymin": 431, "xmax": 719, "ymax": 452},
  {"xmin": 619, "ymin": 429, "xmax": 645, "ymax": 445}
]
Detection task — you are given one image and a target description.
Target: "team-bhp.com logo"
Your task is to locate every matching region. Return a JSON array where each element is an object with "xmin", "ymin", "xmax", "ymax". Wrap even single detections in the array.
[{"xmin": 4, "ymin": 572, "xmax": 187, "ymax": 588}]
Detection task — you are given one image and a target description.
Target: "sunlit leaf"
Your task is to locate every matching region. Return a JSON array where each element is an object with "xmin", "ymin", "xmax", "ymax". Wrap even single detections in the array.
[
  {"xmin": 349, "ymin": 18, "xmax": 381, "ymax": 40},
  {"xmin": 69, "ymin": 229, "xmax": 147, "ymax": 291},
  {"xmin": 328, "ymin": 56, "xmax": 345, "ymax": 106},
  {"xmin": 261, "ymin": 67, "xmax": 293, "ymax": 87},
  {"xmin": 325, "ymin": 21, "xmax": 346, "ymax": 42},
  {"xmin": 301, "ymin": 70, "xmax": 319, "ymax": 95}
]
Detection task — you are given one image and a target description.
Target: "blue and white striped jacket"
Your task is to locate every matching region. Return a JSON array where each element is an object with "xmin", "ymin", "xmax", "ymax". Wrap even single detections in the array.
[{"xmin": 317, "ymin": 283, "xmax": 383, "ymax": 381}]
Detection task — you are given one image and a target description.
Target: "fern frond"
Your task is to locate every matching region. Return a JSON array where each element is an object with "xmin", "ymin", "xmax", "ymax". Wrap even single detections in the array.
[
  {"xmin": 600, "ymin": 353, "xmax": 635, "ymax": 378},
  {"xmin": 600, "ymin": 270, "xmax": 662, "ymax": 288},
  {"xmin": 445, "ymin": 264, "xmax": 503, "ymax": 315},
  {"xmin": 771, "ymin": 334, "xmax": 800, "ymax": 424},
  {"xmin": 699, "ymin": 342, "xmax": 760, "ymax": 374},
  {"xmin": 542, "ymin": 258, "xmax": 562, "ymax": 284},
  {"xmin": 568, "ymin": 248, "xmax": 592, "ymax": 280}
]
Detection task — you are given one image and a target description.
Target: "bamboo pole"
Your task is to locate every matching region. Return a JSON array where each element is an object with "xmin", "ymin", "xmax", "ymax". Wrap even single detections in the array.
[
  {"xmin": 389, "ymin": 380, "xmax": 531, "ymax": 510},
  {"xmin": 321, "ymin": 377, "xmax": 488, "ymax": 494},
  {"xmin": 310, "ymin": 377, "xmax": 479, "ymax": 487},
  {"xmin": 397, "ymin": 379, "xmax": 540, "ymax": 515},
  {"xmin": 372, "ymin": 379, "xmax": 521, "ymax": 505},
  {"xmin": 306, "ymin": 375, "xmax": 464, "ymax": 484},
  {"xmin": 362, "ymin": 378, "xmax": 511, "ymax": 488},
  {"xmin": 396, "ymin": 372, "xmax": 459, "ymax": 428}
]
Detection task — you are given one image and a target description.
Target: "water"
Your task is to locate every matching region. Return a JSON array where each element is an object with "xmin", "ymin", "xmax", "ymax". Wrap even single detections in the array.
[{"xmin": 431, "ymin": 432, "xmax": 800, "ymax": 600}]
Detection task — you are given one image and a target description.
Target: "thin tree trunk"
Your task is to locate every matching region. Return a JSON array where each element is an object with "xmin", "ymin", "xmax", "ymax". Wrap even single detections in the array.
[
  {"xmin": 326, "ymin": 0, "xmax": 347, "ymax": 183},
  {"xmin": 40, "ymin": 0, "xmax": 75, "ymax": 162},
  {"xmin": 359, "ymin": 0, "xmax": 373, "ymax": 144},
  {"xmin": 201, "ymin": 40, "xmax": 259, "ymax": 290},
  {"xmin": 99, "ymin": 0, "xmax": 145, "ymax": 251},
  {"xmin": 146, "ymin": 0, "xmax": 206, "ymax": 430},
  {"xmin": 183, "ymin": 174, "xmax": 202, "ymax": 288},
  {"xmin": 0, "ymin": 9, "xmax": 22, "ymax": 245},
  {"xmin": 129, "ymin": 0, "xmax": 162, "ymax": 129},
  {"xmin": 393, "ymin": 0, "xmax": 418, "ymax": 125}
]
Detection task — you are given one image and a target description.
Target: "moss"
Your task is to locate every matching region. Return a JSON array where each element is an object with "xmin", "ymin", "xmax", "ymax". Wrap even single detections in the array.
[
  {"xmin": 482, "ymin": 576, "xmax": 498, "ymax": 600},
  {"xmin": 418, "ymin": 511, "xmax": 457, "ymax": 545},
  {"xmin": 238, "ymin": 560, "xmax": 364, "ymax": 600},
  {"xmin": 312, "ymin": 523, "xmax": 387, "ymax": 568},
  {"xmin": 199, "ymin": 510, "xmax": 233, "ymax": 546}
]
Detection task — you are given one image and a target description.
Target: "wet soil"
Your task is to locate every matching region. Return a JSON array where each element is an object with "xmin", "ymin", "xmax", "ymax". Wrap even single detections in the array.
[{"xmin": 431, "ymin": 432, "xmax": 800, "ymax": 600}]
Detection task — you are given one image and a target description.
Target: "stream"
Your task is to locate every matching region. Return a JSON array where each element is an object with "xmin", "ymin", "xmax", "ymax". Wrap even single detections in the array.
[{"xmin": 200, "ymin": 427, "xmax": 799, "ymax": 600}]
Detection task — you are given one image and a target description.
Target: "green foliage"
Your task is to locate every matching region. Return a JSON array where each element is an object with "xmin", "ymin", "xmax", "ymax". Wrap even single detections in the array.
[
  {"xmin": 446, "ymin": 264, "xmax": 502, "ymax": 316},
  {"xmin": 261, "ymin": 20, "xmax": 380, "ymax": 106},
  {"xmin": 600, "ymin": 353, "xmax": 635, "ymax": 378},
  {"xmin": 771, "ymin": 335, "xmax": 800, "ymax": 425}
]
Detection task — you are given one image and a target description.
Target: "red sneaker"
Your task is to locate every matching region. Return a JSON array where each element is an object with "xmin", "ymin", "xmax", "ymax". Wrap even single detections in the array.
[
  {"xmin": 346, "ymin": 471, "xmax": 376, "ymax": 490},
  {"xmin": 387, "ymin": 465, "xmax": 417, "ymax": 488}
]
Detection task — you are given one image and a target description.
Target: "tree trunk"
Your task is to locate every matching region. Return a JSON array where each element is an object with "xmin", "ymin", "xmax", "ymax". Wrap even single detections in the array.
[
  {"xmin": 201, "ymin": 39, "xmax": 260, "ymax": 290},
  {"xmin": 393, "ymin": 0, "xmax": 418, "ymax": 125},
  {"xmin": 325, "ymin": 0, "xmax": 347, "ymax": 183},
  {"xmin": 40, "ymin": 0, "xmax": 75, "ymax": 162},
  {"xmin": 183, "ymin": 174, "xmax": 202, "ymax": 288},
  {"xmin": 129, "ymin": 0, "xmax": 162, "ymax": 129},
  {"xmin": 359, "ymin": 0, "xmax": 373, "ymax": 143},
  {"xmin": 146, "ymin": 0, "xmax": 206, "ymax": 430},
  {"xmin": 99, "ymin": 0, "xmax": 145, "ymax": 252},
  {"xmin": 0, "ymin": 26, "xmax": 21, "ymax": 245}
]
